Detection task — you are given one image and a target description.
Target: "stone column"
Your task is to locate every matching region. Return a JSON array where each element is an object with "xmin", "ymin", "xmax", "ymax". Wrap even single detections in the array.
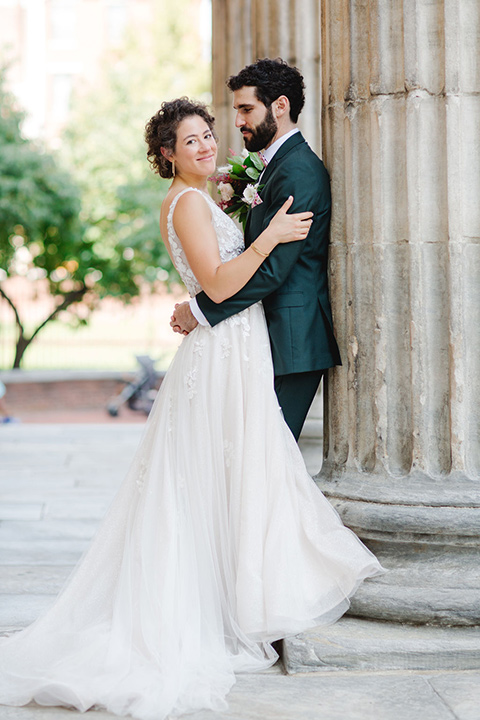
[
  {"xmin": 212, "ymin": 0, "xmax": 323, "ymax": 158},
  {"xmin": 317, "ymin": 0, "xmax": 480, "ymax": 632},
  {"xmin": 212, "ymin": 0, "xmax": 480, "ymax": 669}
]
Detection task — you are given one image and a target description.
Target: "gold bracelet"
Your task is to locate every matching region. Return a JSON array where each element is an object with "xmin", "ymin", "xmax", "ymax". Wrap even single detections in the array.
[{"xmin": 251, "ymin": 242, "xmax": 270, "ymax": 258}]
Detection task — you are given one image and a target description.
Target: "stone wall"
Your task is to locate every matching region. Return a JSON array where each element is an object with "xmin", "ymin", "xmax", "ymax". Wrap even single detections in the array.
[
  {"xmin": 0, "ymin": 370, "xmax": 164, "ymax": 415},
  {"xmin": 1, "ymin": 372, "xmax": 126, "ymax": 413}
]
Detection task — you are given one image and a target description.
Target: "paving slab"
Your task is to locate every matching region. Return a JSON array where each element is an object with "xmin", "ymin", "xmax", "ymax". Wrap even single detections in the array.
[
  {"xmin": 1, "ymin": 488, "xmax": 118, "ymax": 507},
  {"xmin": 187, "ymin": 672, "xmax": 465, "ymax": 720},
  {"xmin": 42, "ymin": 497, "xmax": 113, "ymax": 520},
  {"xmin": 2, "ymin": 671, "xmax": 478, "ymax": 720},
  {"xmin": 0, "ymin": 593, "xmax": 55, "ymax": 630},
  {"xmin": 1, "ymin": 424, "xmax": 479, "ymax": 720},
  {"xmin": 0, "ymin": 541, "xmax": 91, "ymax": 567},
  {"xmin": 0, "ymin": 705, "xmax": 118, "ymax": 719},
  {"xmin": 427, "ymin": 672, "xmax": 480, "ymax": 720},
  {"xmin": 0, "ymin": 504, "xmax": 44, "ymax": 521},
  {"xmin": 0, "ymin": 565, "xmax": 72, "ymax": 594},
  {"xmin": 0, "ymin": 519, "xmax": 99, "ymax": 542}
]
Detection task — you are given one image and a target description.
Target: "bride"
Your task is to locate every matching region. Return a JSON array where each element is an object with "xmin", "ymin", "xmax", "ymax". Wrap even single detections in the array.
[{"xmin": 0, "ymin": 98, "xmax": 383, "ymax": 720}]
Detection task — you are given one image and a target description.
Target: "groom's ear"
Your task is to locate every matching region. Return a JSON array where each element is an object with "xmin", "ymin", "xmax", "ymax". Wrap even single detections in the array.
[{"xmin": 273, "ymin": 95, "xmax": 290, "ymax": 118}]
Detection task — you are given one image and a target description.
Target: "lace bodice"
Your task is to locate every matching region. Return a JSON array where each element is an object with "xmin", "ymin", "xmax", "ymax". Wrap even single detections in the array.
[{"xmin": 166, "ymin": 187, "xmax": 245, "ymax": 297}]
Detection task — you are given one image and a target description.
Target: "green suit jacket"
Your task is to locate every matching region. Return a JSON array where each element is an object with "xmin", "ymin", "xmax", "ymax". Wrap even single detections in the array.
[{"xmin": 196, "ymin": 131, "xmax": 341, "ymax": 375}]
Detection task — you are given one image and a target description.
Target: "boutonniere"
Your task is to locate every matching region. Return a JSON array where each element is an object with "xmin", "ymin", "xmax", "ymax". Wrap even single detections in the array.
[{"xmin": 209, "ymin": 149, "xmax": 266, "ymax": 231}]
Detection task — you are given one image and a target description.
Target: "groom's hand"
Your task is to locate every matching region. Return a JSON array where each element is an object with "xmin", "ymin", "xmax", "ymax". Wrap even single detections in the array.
[{"xmin": 170, "ymin": 301, "xmax": 198, "ymax": 335}]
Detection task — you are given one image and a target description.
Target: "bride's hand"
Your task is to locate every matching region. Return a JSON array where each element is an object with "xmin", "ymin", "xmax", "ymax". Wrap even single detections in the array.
[{"xmin": 268, "ymin": 196, "xmax": 313, "ymax": 244}]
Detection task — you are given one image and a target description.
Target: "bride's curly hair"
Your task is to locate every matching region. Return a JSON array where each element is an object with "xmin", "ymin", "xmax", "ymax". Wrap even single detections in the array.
[{"xmin": 145, "ymin": 98, "xmax": 216, "ymax": 179}]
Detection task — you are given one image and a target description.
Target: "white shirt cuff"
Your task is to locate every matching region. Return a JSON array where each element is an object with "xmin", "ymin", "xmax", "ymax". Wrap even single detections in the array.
[{"xmin": 189, "ymin": 297, "xmax": 210, "ymax": 326}]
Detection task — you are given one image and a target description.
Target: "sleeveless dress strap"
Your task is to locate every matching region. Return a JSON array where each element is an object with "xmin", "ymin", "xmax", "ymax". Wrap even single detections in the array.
[{"xmin": 166, "ymin": 187, "xmax": 214, "ymax": 297}]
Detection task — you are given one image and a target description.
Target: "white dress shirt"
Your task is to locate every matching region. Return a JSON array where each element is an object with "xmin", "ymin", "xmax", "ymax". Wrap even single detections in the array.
[{"xmin": 189, "ymin": 128, "xmax": 300, "ymax": 326}]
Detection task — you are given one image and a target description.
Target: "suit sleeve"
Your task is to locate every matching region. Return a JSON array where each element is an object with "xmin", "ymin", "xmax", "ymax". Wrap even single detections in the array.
[{"xmin": 196, "ymin": 156, "xmax": 331, "ymax": 326}]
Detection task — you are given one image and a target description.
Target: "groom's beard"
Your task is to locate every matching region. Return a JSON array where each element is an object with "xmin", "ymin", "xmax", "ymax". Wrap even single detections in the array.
[{"xmin": 241, "ymin": 106, "xmax": 277, "ymax": 152}]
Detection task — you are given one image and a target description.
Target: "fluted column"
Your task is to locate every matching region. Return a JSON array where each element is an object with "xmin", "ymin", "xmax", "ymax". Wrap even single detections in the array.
[
  {"xmin": 319, "ymin": 0, "xmax": 480, "ymax": 626},
  {"xmin": 212, "ymin": 0, "xmax": 322, "ymax": 158}
]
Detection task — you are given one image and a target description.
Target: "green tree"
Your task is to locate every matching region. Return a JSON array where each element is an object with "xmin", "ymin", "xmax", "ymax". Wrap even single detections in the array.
[
  {"xmin": 0, "ymin": 74, "xmax": 91, "ymax": 367},
  {"xmin": 0, "ymin": 69, "xmax": 168, "ymax": 368},
  {"xmin": 62, "ymin": 0, "xmax": 211, "ymax": 293},
  {"xmin": 0, "ymin": 0, "xmax": 211, "ymax": 367}
]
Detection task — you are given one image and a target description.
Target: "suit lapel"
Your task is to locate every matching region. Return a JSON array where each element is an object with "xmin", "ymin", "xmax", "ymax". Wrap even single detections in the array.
[
  {"xmin": 245, "ymin": 132, "xmax": 306, "ymax": 242},
  {"xmin": 259, "ymin": 132, "xmax": 306, "ymax": 194}
]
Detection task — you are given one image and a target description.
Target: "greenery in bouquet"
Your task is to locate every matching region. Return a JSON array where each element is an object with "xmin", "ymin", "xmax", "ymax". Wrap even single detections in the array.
[{"xmin": 209, "ymin": 149, "xmax": 266, "ymax": 231}]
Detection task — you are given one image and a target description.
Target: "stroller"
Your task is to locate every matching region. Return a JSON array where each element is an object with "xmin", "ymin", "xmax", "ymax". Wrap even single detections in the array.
[{"xmin": 107, "ymin": 355, "xmax": 161, "ymax": 417}]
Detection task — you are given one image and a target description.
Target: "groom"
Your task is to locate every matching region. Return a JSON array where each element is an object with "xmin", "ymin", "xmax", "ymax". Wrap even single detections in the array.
[{"xmin": 171, "ymin": 58, "xmax": 341, "ymax": 440}]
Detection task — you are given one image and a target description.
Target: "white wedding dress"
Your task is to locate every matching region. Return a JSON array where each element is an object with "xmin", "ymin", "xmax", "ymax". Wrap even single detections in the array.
[{"xmin": 0, "ymin": 188, "xmax": 383, "ymax": 720}]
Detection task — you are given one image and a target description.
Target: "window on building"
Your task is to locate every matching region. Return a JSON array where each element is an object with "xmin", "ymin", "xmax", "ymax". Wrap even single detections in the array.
[
  {"xmin": 49, "ymin": 0, "xmax": 78, "ymax": 49},
  {"xmin": 51, "ymin": 73, "xmax": 73, "ymax": 122},
  {"xmin": 106, "ymin": 1, "xmax": 128, "ymax": 45}
]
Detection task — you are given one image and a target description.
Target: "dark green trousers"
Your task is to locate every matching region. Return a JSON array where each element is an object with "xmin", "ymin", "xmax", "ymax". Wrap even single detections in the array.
[{"xmin": 274, "ymin": 370, "xmax": 324, "ymax": 441}]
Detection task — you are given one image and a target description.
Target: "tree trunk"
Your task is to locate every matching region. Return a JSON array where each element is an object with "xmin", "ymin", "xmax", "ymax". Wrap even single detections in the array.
[
  {"xmin": 13, "ymin": 330, "xmax": 30, "ymax": 369},
  {"xmin": 0, "ymin": 284, "xmax": 87, "ymax": 369}
]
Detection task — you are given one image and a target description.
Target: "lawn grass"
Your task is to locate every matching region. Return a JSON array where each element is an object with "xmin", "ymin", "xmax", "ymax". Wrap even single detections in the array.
[{"xmin": 0, "ymin": 298, "xmax": 183, "ymax": 371}]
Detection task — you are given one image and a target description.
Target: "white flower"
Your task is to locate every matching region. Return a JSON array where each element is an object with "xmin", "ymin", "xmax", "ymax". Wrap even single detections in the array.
[
  {"xmin": 240, "ymin": 148, "xmax": 249, "ymax": 159},
  {"xmin": 217, "ymin": 164, "xmax": 232, "ymax": 174},
  {"xmin": 242, "ymin": 183, "xmax": 257, "ymax": 205},
  {"xmin": 218, "ymin": 182, "xmax": 234, "ymax": 202}
]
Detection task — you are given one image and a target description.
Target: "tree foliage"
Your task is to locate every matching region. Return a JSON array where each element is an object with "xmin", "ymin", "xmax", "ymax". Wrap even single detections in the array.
[
  {"xmin": 0, "ymin": 0, "xmax": 211, "ymax": 367},
  {"xmin": 62, "ymin": 0, "xmax": 211, "ymax": 296},
  {"xmin": 0, "ymin": 72, "xmax": 93, "ymax": 367}
]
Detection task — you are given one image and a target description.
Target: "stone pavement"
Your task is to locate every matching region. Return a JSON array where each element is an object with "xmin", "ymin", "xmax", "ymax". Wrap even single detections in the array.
[{"xmin": 1, "ymin": 424, "xmax": 479, "ymax": 720}]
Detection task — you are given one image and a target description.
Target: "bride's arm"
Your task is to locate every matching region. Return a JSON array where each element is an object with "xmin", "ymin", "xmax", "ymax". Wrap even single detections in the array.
[{"xmin": 173, "ymin": 191, "xmax": 311, "ymax": 304}]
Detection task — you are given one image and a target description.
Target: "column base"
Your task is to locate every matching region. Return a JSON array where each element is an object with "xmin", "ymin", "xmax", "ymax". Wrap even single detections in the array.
[
  {"xmin": 315, "ymin": 470, "xmax": 480, "ymax": 626},
  {"xmin": 282, "ymin": 617, "xmax": 480, "ymax": 674},
  {"xmin": 348, "ymin": 544, "xmax": 480, "ymax": 625}
]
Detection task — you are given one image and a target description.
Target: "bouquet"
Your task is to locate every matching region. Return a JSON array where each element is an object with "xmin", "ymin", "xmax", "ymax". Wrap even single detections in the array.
[{"xmin": 209, "ymin": 149, "xmax": 266, "ymax": 231}]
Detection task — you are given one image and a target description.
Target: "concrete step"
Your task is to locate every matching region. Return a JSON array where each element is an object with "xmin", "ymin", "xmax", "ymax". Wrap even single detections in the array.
[{"xmin": 283, "ymin": 616, "xmax": 480, "ymax": 674}]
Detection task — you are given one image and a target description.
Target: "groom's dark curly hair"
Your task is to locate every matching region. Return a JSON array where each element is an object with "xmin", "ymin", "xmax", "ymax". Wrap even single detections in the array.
[{"xmin": 227, "ymin": 58, "xmax": 305, "ymax": 123}]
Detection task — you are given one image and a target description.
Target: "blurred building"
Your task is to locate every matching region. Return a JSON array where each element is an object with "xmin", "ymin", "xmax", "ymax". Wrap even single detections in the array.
[{"xmin": 0, "ymin": 0, "xmax": 210, "ymax": 145}]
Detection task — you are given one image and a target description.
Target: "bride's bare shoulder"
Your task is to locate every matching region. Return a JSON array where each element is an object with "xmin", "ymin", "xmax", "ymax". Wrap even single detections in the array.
[{"xmin": 161, "ymin": 188, "xmax": 211, "ymax": 240}]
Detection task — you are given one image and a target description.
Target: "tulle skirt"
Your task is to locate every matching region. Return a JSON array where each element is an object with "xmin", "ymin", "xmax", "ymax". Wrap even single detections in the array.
[{"xmin": 0, "ymin": 303, "xmax": 383, "ymax": 719}]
